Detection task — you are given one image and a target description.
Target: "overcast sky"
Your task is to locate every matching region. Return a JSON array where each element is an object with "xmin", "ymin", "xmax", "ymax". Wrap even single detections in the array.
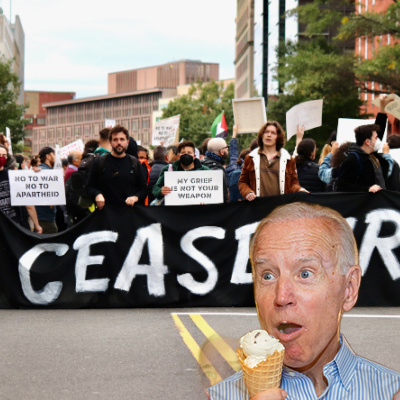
[{"xmin": 2, "ymin": 0, "xmax": 236, "ymax": 99}]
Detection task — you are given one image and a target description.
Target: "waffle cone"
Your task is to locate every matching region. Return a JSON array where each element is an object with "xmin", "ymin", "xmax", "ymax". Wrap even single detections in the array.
[{"xmin": 236, "ymin": 347, "xmax": 284, "ymax": 397}]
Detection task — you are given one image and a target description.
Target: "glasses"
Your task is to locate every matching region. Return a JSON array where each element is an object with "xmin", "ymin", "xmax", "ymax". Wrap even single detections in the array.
[{"xmin": 221, "ymin": 146, "xmax": 229, "ymax": 150}]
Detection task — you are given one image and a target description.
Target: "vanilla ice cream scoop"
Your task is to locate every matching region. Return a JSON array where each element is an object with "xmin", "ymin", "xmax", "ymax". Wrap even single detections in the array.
[{"xmin": 240, "ymin": 329, "xmax": 284, "ymax": 368}]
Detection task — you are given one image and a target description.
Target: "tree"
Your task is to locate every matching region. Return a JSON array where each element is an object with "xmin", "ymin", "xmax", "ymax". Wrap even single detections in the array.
[
  {"xmin": 339, "ymin": 1, "xmax": 400, "ymax": 94},
  {"xmin": 267, "ymin": 37, "xmax": 364, "ymax": 152},
  {"xmin": 162, "ymin": 80, "xmax": 236, "ymax": 147},
  {"xmin": 0, "ymin": 57, "xmax": 29, "ymax": 146}
]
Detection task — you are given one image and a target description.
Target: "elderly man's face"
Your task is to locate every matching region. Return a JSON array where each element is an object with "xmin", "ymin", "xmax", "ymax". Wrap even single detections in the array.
[{"xmin": 253, "ymin": 218, "xmax": 359, "ymax": 372}]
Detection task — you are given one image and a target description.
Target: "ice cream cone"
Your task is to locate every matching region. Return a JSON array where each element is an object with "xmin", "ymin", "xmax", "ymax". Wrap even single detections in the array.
[{"xmin": 236, "ymin": 347, "xmax": 284, "ymax": 397}]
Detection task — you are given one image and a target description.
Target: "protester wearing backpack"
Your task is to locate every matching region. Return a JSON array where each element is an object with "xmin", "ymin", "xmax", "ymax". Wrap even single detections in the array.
[
  {"xmin": 337, "ymin": 124, "xmax": 392, "ymax": 192},
  {"xmin": 86, "ymin": 125, "xmax": 147, "ymax": 210}
]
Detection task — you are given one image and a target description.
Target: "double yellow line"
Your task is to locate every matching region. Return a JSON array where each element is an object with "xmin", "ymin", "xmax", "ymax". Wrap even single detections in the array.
[{"xmin": 172, "ymin": 313, "xmax": 240, "ymax": 386}]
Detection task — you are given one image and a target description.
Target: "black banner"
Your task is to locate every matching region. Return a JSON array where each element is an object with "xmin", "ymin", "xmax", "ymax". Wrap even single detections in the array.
[{"xmin": 1, "ymin": 191, "xmax": 400, "ymax": 308}]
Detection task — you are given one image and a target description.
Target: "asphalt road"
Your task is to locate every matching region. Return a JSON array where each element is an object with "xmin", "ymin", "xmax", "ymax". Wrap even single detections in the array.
[{"xmin": 1, "ymin": 307, "xmax": 399, "ymax": 400}]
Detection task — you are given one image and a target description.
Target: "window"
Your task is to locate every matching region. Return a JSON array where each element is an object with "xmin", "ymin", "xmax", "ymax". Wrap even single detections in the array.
[{"xmin": 37, "ymin": 118, "xmax": 46, "ymax": 125}]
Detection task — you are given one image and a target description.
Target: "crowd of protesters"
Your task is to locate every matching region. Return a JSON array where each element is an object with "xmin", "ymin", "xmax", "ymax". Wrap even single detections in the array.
[{"xmin": 1, "ymin": 94, "xmax": 399, "ymax": 234}]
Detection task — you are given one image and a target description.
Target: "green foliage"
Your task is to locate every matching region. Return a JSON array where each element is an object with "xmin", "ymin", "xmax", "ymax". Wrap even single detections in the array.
[
  {"xmin": 0, "ymin": 58, "xmax": 29, "ymax": 144},
  {"xmin": 161, "ymin": 80, "xmax": 235, "ymax": 148},
  {"xmin": 267, "ymin": 40, "xmax": 364, "ymax": 153}
]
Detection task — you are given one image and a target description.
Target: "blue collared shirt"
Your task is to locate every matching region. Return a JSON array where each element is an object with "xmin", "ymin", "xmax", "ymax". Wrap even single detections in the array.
[{"xmin": 207, "ymin": 336, "xmax": 400, "ymax": 400}]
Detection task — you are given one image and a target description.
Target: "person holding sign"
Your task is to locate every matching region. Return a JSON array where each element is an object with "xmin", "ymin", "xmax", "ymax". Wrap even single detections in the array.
[
  {"xmin": 238, "ymin": 121, "xmax": 306, "ymax": 201},
  {"xmin": 0, "ymin": 145, "xmax": 42, "ymax": 233},
  {"xmin": 152, "ymin": 140, "xmax": 210, "ymax": 201}
]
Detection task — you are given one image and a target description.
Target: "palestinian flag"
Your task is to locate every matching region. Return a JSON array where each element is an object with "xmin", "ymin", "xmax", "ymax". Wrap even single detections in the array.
[{"xmin": 211, "ymin": 111, "xmax": 228, "ymax": 138}]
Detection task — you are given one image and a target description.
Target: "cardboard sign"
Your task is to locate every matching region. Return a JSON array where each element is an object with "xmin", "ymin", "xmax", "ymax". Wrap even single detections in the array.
[
  {"xmin": 105, "ymin": 119, "xmax": 116, "ymax": 128},
  {"xmin": 373, "ymin": 94, "xmax": 400, "ymax": 120},
  {"xmin": 164, "ymin": 170, "xmax": 224, "ymax": 205},
  {"xmin": 58, "ymin": 139, "xmax": 84, "ymax": 159},
  {"xmin": 336, "ymin": 118, "xmax": 387, "ymax": 146},
  {"xmin": 152, "ymin": 115, "xmax": 180, "ymax": 146},
  {"xmin": 9, "ymin": 169, "xmax": 66, "ymax": 206},
  {"xmin": 286, "ymin": 99, "xmax": 323, "ymax": 141},
  {"xmin": 232, "ymin": 98, "xmax": 267, "ymax": 134}
]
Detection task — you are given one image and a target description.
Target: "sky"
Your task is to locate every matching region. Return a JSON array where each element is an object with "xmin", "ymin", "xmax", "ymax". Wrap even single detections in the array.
[{"xmin": 1, "ymin": 0, "xmax": 236, "ymax": 99}]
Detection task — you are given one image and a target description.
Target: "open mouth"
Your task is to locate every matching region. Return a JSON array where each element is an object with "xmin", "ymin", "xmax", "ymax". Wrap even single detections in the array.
[{"xmin": 277, "ymin": 322, "xmax": 302, "ymax": 335}]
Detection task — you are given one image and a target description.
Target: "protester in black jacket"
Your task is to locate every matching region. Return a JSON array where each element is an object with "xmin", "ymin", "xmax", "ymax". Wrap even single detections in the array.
[
  {"xmin": 148, "ymin": 146, "xmax": 168, "ymax": 204},
  {"xmin": 295, "ymin": 139, "xmax": 325, "ymax": 192}
]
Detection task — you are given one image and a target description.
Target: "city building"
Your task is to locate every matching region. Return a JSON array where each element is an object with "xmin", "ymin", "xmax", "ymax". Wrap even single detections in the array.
[
  {"xmin": 356, "ymin": 0, "xmax": 399, "ymax": 134},
  {"xmin": 108, "ymin": 60, "xmax": 219, "ymax": 94},
  {"xmin": 31, "ymin": 88, "xmax": 177, "ymax": 154},
  {"xmin": 31, "ymin": 60, "xmax": 219, "ymax": 153},
  {"xmin": 24, "ymin": 91, "xmax": 75, "ymax": 152},
  {"xmin": 0, "ymin": 10, "xmax": 24, "ymax": 104},
  {"xmin": 235, "ymin": 0, "xmax": 254, "ymax": 99}
]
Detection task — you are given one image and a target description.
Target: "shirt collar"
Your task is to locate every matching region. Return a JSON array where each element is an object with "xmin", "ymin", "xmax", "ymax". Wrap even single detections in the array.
[
  {"xmin": 282, "ymin": 334, "xmax": 358, "ymax": 392},
  {"xmin": 326, "ymin": 334, "xmax": 358, "ymax": 391}
]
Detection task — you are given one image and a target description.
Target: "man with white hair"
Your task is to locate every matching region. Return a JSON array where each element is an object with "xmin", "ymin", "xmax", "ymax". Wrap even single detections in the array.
[
  {"xmin": 201, "ymin": 138, "xmax": 230, "ymax": 202},
  {"xmin": 207, "ymin": 202, "xmax": 400, "ymax": 400}
]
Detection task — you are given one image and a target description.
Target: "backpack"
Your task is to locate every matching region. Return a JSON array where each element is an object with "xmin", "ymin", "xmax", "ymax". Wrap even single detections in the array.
[
  {"xmin": 70, "ymin": 153, "xmax": 139, "ymax": 208},
  {"xmin": 331, "ymin": 151, "xmax": 362, "ymax": 192}
]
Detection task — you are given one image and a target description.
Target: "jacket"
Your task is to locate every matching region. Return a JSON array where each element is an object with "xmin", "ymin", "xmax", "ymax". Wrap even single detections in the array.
[
  {"xmin": 238, "ymin": 148, "xmax": 301, "ymax": 198},
  {"xmin": 296, "ymin": 159, "xmax": 325, "ymax": 192},
  {"xmin": 337, "ymin": 144, "xmax": 390, "ymax": 192}
]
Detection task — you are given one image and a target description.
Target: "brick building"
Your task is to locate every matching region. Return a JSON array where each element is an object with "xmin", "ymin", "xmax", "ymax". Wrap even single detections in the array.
[
  {"xmin": 32, "ymin": 60, "xmax": 219, "ymax": 153},
  {"xmin": 356, "ymin": 0, "xmax": 399, "ymax": 134}
]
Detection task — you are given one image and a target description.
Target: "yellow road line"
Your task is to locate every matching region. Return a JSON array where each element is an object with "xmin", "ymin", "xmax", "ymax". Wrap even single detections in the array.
[
  {"xmin": 172, "ymin": 314, "xmax": 222, "ymax": 386},
  {"xmin": 190, "ymin": 314, "xmax": 241, "ymax": 372}
]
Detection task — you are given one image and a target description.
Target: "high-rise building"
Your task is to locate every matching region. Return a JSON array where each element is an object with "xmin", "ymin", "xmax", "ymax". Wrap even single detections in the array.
[{"xmin": 0, "ymin": 10, "xmax": 24, "ymax": 104}]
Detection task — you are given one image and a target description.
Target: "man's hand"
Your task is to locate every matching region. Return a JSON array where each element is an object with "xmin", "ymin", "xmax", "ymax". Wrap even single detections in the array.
[
  {"xmin": 379, "ymin": 94, "xmax": 394, "ymax": 113},
  {"xmin": 246, "ymin": 192, "xmax": 256, "ymax": 201},
  {"xmin": 296, "ymin": 124, "xmax": 305, "ymax": 146},
  {"xmin": 35, "ymin": 224, "xmax": 43, "ymax": 234},
  {"xmin": 125, "ymin": 196, "xmax": 139, "ymax": 207},
  {"xmin": 369, "ymin": 184, "xmax": 382, "ymax": 193},
  {"xmin": 250, "ymin": 388, "xmax": 287, "ymax": 399},
  {"xmin": 382, "ymin": 143, "xmax": 390, "ymax": 153},
  {"xmin": 299, "ymin": 187, "xmax": 309, "ymax": 193},
  {"xmin": 161, "ymin": 186, "xmax": 172, "ymax": 196},
  {"xmin": 331, "ymin": 141, "xmax": 339, "ymax": 155},
  {"xmin": 233, "ymin": 125, "xmax": 238, "ymax": 138},
  {"xmin": 95, "ymin": 194, "xmax": 105, "ymax": 210}
]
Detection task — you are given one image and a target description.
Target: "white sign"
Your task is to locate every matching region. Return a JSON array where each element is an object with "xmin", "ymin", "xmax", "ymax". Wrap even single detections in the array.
[
  {"xmin": 105, "ymin": 119, "xmax": 116, "ymax": 128},
  {"xmin": 9, "ymin": 169, "xmax": 66, "ymax": 206},
  {"xmin": 373, "ymin": 94, "xmax": 400, "ymax": 120},
  {"xmin": 5, "ymin": 127, "xmax": 12, "ymax": 154},
  {"xmin": 286, "ymin": 99, "xmax": 323, "ymax": 141},
  {"xmin": 54, "ymin": 144, "xmax": 63, "ymax": 169},
  {"xmin": 337, "ymin": 118, "xmax": 387, "ymax": 146},
  {"xmin": 164, "ymin": 170, "xmax": 224, "ymax": 206},
  {"xmin": 59, "ymin": 139, "xmax": 84, "ymax": 159},
  {"xmin": 389, "ymin": 149, "xmax": 400, "ymax": 165},
  {"xmin": 152, "ymin": 115, "xmax": 180, "ymax": 146},
  {"xmin": 232, "ymin": 98, "xmax": 267, "ymax": 134}
]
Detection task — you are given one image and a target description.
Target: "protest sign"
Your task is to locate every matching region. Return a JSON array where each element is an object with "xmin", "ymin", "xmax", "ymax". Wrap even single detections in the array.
[
  {"xmin": 5, "ymin": 127, "xmax": 12, "ymax": 154},
  {"xmin": 152, "ymin": 115, "xmax": 180, "ymax": 146},
  {"xmin": 286, "ymin": 99, "xmax": 323, "ymax": 141},
  {"xmin": 58, "ymin": 139, "xmax": 84, "ymax": 159},
  {"xmin": 54, "ymin": 144, "xmax": 63, "ymax": 169},
  {"xmin": 232, "ymin": 98, "xmax": 267, "ymax": 134},
  {"xmin": 105, "ymin": 119, "xmax": 116, "ymax": 128},
  {"xmin": 164, "ymin": 170, "xmax": 223, "ymax": 205},
  {"xmin": 390, "ymin": 149, "xmax": 400, "ymax": 165},
  {"xmin": 373, "ymin": 94, "xmax": 400, "ymax": 120},
  {"xmin": 336, "ymin": 118, "xmax": 387, "ymax": 145},
  {"xmin": 9, "ymin": 169, "xmax": 66, "ymax": 206}
]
